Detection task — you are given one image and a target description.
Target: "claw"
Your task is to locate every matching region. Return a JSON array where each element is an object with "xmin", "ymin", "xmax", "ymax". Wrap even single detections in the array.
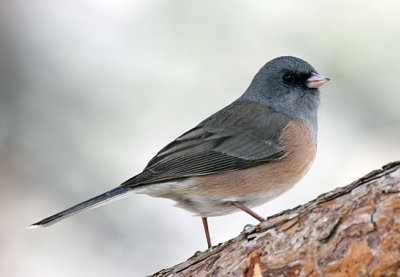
[{"xmin": 243, "ymin": 223, "xmax": 254, "ymax": 231}]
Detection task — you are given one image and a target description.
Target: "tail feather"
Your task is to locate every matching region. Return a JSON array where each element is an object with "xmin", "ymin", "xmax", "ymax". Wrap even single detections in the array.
[{"xmin": 28, "ymin": 186, "xmax": 133, "ymax": 228}]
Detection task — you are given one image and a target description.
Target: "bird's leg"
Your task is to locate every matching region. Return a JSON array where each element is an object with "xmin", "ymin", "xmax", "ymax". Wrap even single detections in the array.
[
  {"xmin": 232, "ymin": 201, "xmax": 265, "ymax": 222},
  {"xmin": 202, "ymin": 217, "xmax": 212, "ymax": 248}
]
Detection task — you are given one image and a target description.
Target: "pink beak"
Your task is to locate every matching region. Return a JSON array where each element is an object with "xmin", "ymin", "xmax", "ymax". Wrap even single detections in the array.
[{"xmin": 306, "ymin": 72, "xmax": 330, "ymax": 89}]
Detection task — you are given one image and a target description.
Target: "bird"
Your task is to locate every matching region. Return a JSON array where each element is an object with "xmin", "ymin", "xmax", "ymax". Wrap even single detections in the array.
[{"xmin": 29, "ymin": 56, "xmax": 329, "ymax": 248}]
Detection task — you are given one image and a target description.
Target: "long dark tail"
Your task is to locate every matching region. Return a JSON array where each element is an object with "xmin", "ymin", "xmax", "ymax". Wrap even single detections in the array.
[{"xmin": 28, "ymin": 186, "xmax": 133, "ymax": 228}]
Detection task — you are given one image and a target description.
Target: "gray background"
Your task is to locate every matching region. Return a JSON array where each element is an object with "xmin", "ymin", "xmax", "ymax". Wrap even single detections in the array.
[{"xmin": 1, "ymin": 0, "xmax": 400, "ymax": 276}]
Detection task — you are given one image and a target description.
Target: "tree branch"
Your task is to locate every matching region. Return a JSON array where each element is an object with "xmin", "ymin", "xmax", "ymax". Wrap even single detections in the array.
[{"xmin": 152, "ymin": 161, "xmax": 400, "ymax": 276}]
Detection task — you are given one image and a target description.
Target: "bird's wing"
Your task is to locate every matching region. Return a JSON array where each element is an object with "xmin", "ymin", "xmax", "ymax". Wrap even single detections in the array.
[{"xmin": 124, "ymin": 101, "xmax": 293, "ymax": 186}]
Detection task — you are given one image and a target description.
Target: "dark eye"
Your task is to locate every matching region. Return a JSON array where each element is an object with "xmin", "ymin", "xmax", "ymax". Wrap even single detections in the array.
[{"xmin": 282, "ymin": 73, "xmax": 295, "ymax": 84}]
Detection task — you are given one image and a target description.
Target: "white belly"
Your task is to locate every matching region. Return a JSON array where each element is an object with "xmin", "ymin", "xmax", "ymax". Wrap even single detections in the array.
[{"xmin": 134, "ymin": 178, "xmax": 292, "ymax": 217}]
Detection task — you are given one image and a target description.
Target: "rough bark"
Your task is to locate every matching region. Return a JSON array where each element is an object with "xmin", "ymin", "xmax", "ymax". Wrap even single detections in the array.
[{"xmin": 152, "ymin": 161, "xmax": 400, "ymax": 277}]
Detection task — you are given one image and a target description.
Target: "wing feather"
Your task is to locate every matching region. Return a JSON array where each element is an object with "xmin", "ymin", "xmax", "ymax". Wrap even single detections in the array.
[{"xmin": 125, "ymin": 101, "xmax": 292, "ymax": 186}]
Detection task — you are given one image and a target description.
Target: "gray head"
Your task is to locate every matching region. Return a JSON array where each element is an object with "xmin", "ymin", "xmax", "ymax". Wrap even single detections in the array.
[{"xmin": 240, "ymin": 56, "xmax": 329, "ymax": 133}]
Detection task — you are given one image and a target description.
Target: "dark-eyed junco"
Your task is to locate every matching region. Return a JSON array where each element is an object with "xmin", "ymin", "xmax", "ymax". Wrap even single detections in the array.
[{"xmin": 29, "ymin": 56, "xmax": 329, "ymax": 248}]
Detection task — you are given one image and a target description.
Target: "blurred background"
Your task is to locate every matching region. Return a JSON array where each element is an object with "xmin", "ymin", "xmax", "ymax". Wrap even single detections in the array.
[{"xmin": 1, "ymin": 0, "xmax": 400, "ymax": 276}]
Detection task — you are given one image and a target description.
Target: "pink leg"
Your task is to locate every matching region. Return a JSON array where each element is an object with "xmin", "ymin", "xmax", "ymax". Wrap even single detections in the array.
[
  {"xmin": 202, "ymin": 217, "xmax": 212, "ymax": 248},
  {"xmin": 232, "ymin": 201, "xmax": 265, "ymax": 222}
]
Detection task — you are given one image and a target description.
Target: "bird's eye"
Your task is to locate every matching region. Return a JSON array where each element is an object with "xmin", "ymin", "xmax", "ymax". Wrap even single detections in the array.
[{"xmin": 282, "ymin": 73, "xmax": 295, "ymax": 84}]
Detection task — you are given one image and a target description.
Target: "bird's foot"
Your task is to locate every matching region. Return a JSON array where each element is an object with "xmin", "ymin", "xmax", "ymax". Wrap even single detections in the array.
[{"xmin": 243, "ymin": 223, "xmax": 255, "ymax": 231}]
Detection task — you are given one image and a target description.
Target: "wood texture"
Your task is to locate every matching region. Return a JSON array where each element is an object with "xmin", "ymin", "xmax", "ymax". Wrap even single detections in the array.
[{"xmin": 152, "ymin": 161, "xmax": 400, "ymax": 277}]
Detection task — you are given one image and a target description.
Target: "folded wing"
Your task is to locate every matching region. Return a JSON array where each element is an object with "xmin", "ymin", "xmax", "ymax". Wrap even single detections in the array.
[{"xmin": 123, "ymin": 101, "xmax": 293, "ymax": 186}]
